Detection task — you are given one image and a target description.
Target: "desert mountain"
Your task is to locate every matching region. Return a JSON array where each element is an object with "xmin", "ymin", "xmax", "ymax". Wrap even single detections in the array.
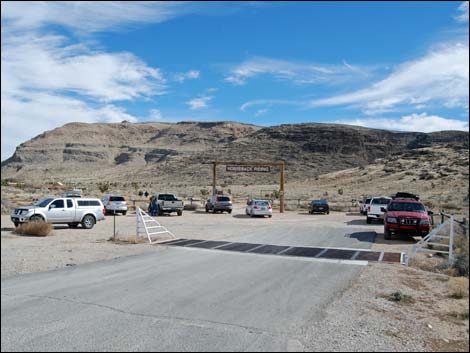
[{"xmin": 2, "ymin": 121, "xmax": 468, "ymax": 189}]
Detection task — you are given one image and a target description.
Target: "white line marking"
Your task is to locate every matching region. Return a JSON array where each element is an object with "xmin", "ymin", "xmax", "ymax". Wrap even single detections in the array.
[
  {"xmin": 315, "ymin": 248, "xmax": 329, "ymax": 258},
  {"xmin": 351, "ymin": 251, "xmax": 361, "ymax": 260},
  {"xmin": 378, "ymin": 251, "xmax": 385, "ymax": 262}
]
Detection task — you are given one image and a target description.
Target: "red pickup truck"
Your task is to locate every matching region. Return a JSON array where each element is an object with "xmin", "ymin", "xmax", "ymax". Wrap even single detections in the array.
[{"xmin": 383, "ymin": 199, "xmax": 433, "ymax": 240}]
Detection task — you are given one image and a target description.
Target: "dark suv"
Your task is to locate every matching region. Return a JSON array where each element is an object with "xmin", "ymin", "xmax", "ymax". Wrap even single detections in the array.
[
  {"xmin": 308, "ymin": 200, "xmax": 330, "ymax": 214},
  {"xmin": 205, "ymin": 195, "xmax": 233, "ymax": 214}
]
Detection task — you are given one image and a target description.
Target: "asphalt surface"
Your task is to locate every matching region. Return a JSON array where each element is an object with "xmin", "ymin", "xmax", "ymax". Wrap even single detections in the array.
[{"xmin": 2, "ymin": 211, "xmax": 382, "ymax": 351}]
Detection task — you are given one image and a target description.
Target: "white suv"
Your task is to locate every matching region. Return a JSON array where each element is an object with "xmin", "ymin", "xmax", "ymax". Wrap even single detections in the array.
[{"xmin": 101, "ymin": 195, "xmax": 128, "ymax": 215}]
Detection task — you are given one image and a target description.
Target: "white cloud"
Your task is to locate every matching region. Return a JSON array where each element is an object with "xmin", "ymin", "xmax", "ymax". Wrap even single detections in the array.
[
  {"xmin": 240, "ymin": 99, "xmax": 301, "ymax": 112},
  {"xmin": 335, "ymin": 113, "xmax": 469, "ymax": 133},
  {"xmin": 1, "ymin": 92, "xmax": 138, "ymax": 160},
  {"xmin": 310, "ymin": 43, "xmax": 469, "ymax": 114},
  {"xmin": 254, "ymin": 109, "xmax": 268, "ymax": 117},
  {"xmin": 1, "ymin": 1, "xmax": 174, "ymax": 161},
  {"xmin": 225, "ymin": 56, "xmax": 373, "ymax": 86},
  {"xmin": 1, "ymin": 1, "xmax": 192, "ymax": 33},
  {"xmin": 186, "ymin": 96, "xmax": 214, "ymax": 110},
  {"xmin": 456, "ymin": 1, "xmax": 469, "ymax": 22},
  {"xmin": 174, "ymin": 70, "xmax": 200, "ymax": 82},
  {"xmin": 149, "ymin": 108, "xmax": 163, "ymax": 120}
]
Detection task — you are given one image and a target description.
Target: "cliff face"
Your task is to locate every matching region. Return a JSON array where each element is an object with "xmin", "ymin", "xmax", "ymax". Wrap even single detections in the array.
[{"xmin": 2, "ymin": 121, "xmax": 468, "ymax": 186}]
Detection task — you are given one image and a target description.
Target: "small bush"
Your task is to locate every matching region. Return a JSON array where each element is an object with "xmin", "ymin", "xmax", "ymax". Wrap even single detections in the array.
[
  {"xmin": 447, "ymin": 311, "xmax": 470, "ymax": 321},
  {"xmin": 14, "ymin": 221, "xmax": 52, "ymax": 237},
  {"xmin": 387, "ymin": 291, "xmax": 415, "ymax": 304},
  {"xmin": 448, "ymin": 277, "xmax": 469, "ymax": 299}
]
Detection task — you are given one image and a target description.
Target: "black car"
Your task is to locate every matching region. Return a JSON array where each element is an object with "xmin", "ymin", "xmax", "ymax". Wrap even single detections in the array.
[{"xmin": 309, "ymin": 200, "xmax": 330, "ymax": 214}]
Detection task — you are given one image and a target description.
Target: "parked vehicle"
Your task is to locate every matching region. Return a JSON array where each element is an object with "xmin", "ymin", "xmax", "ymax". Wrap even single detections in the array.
[
  {"xmin": 10, "ymin": 197, "xmax": 105, "ymax": 229},
  {"xmin": 101, "ymin": 194, "xmax": 128, "ymax": 215},
  {"xmin": 382, "ymin": 199, "xmax": 433, "ymax": 240},
  {"xmin": 308, "ymin": 200, "xmax": 330, "ymax": 214},
  {"xmin": 205, "ymin": 195, "xmax": 233, "ymax": 214},
  {"xmin": 366, "ymin": 196, "xmax": 392, "ymax": 224},
  {"xmin": 246, "ymin": 199, "xmax": 272, "ymax": 218},
  {"xmin": 359, "ymin": 197, "xmax": 372, "ymax": 215},
  {"xmin": 155, "ymin": 193, "xmax": 184, "ymax": 216}
]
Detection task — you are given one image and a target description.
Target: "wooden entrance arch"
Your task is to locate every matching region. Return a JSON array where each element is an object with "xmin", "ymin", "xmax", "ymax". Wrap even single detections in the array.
[{"xmin": 211, "ymin": 161, "xmax": 285, "ymax": 213}]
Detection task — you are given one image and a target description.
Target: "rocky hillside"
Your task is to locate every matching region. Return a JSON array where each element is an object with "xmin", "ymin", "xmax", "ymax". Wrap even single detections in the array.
[{"xmin": 2, "ymin": 121, "xmax": 468, "ymax": 189}]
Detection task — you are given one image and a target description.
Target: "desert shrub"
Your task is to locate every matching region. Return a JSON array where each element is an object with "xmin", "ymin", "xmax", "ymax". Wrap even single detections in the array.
[
  {"xmin": 97, "ymin": 182, "xmax": 110, "ymax": 193},
  {"xmin": 452, "ymin": 253, "xmax": 469, "ymax": 277},
  {"xmin": 387, "ymin": 291, "xmax": 415, "ymax": 304},
  {"xmin": 448, "ymin": 277, "xmax": 469, "ymax": 299},
  {"xmin": 14, "ymin": 221, "xmax": 52, "ymax": 237}
]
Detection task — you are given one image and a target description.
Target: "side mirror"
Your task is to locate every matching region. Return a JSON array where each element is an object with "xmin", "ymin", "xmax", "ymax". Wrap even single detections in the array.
[
  {"xmin": 49, "ymin": 204, "xmax": 56, "ymax": 210},
  {"xmin": 380, "ymin": 207, "xmax": 387, "ymax": 213}
]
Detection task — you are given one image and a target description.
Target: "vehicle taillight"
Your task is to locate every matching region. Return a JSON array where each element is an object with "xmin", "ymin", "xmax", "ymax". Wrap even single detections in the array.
[
  {"xmin": 253, "ymin": 206, "xmax": 259, "ymax": 209},
  {"xmin": 368, "ymin": 206, "xmax": 371, "ymax": 212},
  {"xmin": 268, "ymin": 206, "xmax": 272, "ymax": 209},
  {"xmin": 102, "ymin": 209, "xmax": 106, "ymax": 215}
]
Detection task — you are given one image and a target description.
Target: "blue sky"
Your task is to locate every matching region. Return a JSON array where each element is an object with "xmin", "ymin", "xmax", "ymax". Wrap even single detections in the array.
[{"xmin": 1, "ymin": 1, "xmax": 469, "ymax": 160}]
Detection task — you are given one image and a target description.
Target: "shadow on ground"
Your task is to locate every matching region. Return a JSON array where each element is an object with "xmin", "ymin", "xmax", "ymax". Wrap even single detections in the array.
[{"xmin": 346, "ymin": 232, "xmax": 377, "ymax": 243}]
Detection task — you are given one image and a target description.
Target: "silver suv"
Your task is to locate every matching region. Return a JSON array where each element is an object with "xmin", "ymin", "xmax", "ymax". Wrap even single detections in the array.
[
  {"xmin": 11, "ymin": 197, "xmax": 105, "ymax": 229},
  {"xmin": 101, "ymin": 195, "xmax": 128, "ymax": 215}
]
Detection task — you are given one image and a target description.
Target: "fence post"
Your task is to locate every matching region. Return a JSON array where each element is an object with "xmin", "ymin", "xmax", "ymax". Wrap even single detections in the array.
[{"xmin": 449, "ymin": 215, "xmax": 454, "ymax": 263}]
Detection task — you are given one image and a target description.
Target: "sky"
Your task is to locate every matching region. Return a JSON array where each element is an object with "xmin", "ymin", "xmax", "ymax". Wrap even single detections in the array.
[{"xmin": 1, "ymin": 1, "xmax": 469, "ymax": 161}]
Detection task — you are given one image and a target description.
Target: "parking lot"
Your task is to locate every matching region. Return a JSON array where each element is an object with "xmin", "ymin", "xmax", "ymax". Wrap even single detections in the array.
[{"xmin": 1, "ymin": 206, "xmax": 410, "ymax": 279}]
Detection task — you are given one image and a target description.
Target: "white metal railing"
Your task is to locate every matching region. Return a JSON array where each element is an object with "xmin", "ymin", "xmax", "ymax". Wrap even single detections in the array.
[
  {"xmin": 136, "ymin": 207, "xmax": 176, "ymax": 244},
  {"xmin": 406, "ymin": 215, "xmax": 454, "ymax": 265}
]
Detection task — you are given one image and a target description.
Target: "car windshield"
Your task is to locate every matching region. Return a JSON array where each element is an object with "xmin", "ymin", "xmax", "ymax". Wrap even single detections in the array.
[
  {"xmin": 110, "ymin": 196, "xmax": 125, "ymax": 202},
  {"xmin": 372, "ymin": 198, "xmax": 391, "ymax": 205},
  {"xmin": 313, "ymin": 200, "xmax": 327, "ymax": 204},
  {"xmin": 388, "ymin": 202, "xmax": 426, "ymax": 213},
  {"xmin": 217, "ymin": 197, "xmax": 230, "ymax": 202},
  {"xmin": 254, "ymin": 201, "xmax": 269, "ymax": 206},
  {"xmin": 34, "ymin": 198, "xmax": 54, "ymax": 207}
]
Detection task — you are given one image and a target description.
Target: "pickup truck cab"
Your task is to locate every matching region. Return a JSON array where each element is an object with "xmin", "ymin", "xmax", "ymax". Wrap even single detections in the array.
[
  {"xmin": 10, "ymin": 197, "xmax": 105, "ymax": 229},
  {"xmin": 366, "ymin": 196, "xmax": 392, "ymax": 224},
  {"xmin": 155, "ymin": 194, "xmax": 184, "ymax": 216},
  {"xmin": 382, "ymin": 199, "xmax": 432, "ymax": 240}
]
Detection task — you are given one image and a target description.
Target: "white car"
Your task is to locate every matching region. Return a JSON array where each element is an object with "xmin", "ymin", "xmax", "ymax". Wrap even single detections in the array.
[
  {"xmin": 366, "ymin": 196, "xmax": 392, "ymax": 224},
  {"xmin": 246, "ymin": 199, "xmax": 272, "ymax": 218},
  {"xmin": 360, "ymin": 197, "xmax": 372, "ymax": 215}
]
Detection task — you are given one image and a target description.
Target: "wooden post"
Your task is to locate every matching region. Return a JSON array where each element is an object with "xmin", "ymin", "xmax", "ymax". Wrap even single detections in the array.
[
  {"xmin": 280, "ymin": 162, "xmax": 285, "ymax": 213},
  {"xmin": 212, "ymin": 162, "xmax": 217, "ymax": 196}
]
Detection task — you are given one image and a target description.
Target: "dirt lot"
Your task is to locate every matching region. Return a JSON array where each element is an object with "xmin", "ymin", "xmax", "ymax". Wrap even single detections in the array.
[{"xmin": 1, "ymin": 207, "xmax": 468, "ymax": 351}]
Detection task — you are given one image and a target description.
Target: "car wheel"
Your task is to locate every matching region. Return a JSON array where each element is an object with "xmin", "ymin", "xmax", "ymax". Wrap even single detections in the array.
[
  {"xmin": 384, "ymin": 227, "xmax": 392, "ymax": 240},
  {"xmin": 122, "ymin": 211, "xmax": 127, "ymax": 216},
  {"xmin": 81, "ymin": 215, "xmax": 95, "ymax": 229},
  {"xmin": 177, "ymin": 210, "xmax": 182, "ymax": 216},
  {"xmin": 14, "ymin": 222, "xmax": 19, "ymax": 228},
  {"xmin": 366, "ymin": 217, "xmax": 372, "ymax": 224},
  {"xmin": 228, "ymin": 210, "xmax": 232, "ymax": 214},
  {"xmin": 268, "ymin": 215, "xmax": 272, "ymax": 218},
  {"xmin": 30, "ymin": 215, "xmax": 44, "ymax": 223},
  {"xmin": 326, "ymin": 211, "xmax": 330, "ymax": 215}
]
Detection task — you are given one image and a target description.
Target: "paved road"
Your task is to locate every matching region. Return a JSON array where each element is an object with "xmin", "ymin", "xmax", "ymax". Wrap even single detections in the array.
[{"xmin": 2, "ymin": 212, "xmax": 382, "ymax": 351}]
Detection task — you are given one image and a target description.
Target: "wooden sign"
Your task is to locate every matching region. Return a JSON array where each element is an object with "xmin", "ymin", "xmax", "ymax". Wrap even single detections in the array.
[{"xmin": 226, "ymin": 165, "xmax": 271, "ymax": 173}]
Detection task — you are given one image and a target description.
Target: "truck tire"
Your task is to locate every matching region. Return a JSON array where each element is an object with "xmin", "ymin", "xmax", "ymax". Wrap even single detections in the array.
[
  {"xmin": 81, "ymin": 215, "xmax": 95, "ymax": 229},
  {"xmin": 366, "ymin": 217, "xmax": 372, "ymax": 224},
  {"xmin": 14, "ymin": 221, "xmax": 20, "ymax": 228},
  {"xmin": 177, "ymin": 210, "xmax": 182, "ymax": 216},
  {"xmin": 30, "ymin": 215, "xmax": 44, "ymax": 223},
  {"xmin": 384, "ymin": 227, "xmax": 392, "ymax": 240}
]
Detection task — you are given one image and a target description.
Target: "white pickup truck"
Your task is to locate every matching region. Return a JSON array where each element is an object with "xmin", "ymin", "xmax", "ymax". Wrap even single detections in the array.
[
  {"xmin": 10, "ymin": 197, "xmax": 105, "ymax": 229},
  {"xmin": 366, "ymin": 196, "xmax": 392, "ymax": 224},
  {"xmin": 155, "ymin": 193, "xmax": 184, "ymax": 216}
]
